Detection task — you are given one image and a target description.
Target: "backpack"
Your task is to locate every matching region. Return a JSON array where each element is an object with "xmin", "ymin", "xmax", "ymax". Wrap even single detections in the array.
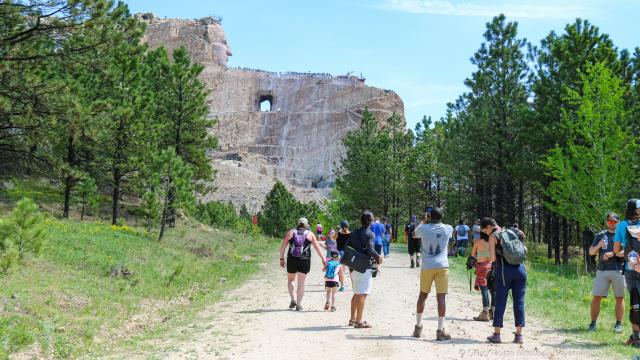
[
  {"xmin": 457, "ymin": 225, "xmax": 467, "ymax": 237},
  {"xmin": 325, "ymin": 260, "xmax": 339, "ymax": 279},
  {"xmin": 290, "ymin": 229, "xmax": 310, "ymax": 257},
  {"xmin": 495, "ymin": 229, "xmax": 527, "ymax": 265}
]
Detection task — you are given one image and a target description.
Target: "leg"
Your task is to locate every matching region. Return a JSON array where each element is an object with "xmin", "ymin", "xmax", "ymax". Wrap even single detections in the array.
[
  {"xmin": 356, "ymin": 294, "xmax": 368, "ymax": 322},
  {"xmin": 350, "ymin": 294, "xmax": 357, "ymax": 322},
  {"xmin": 296, "ymin": 272, "xmax": 306, "ymax": 305},
  {"xmin": 416, "ymin": 292, "xmax": 429, "ymax": 315},
  {"xmin": 480, "ymin": 285, "xmax": 490, "ymax": 309},
  {"xmin": 512, "ymin": 265, "xmax": 527, "ymax": 334},
  {"xmin": 590, "ymin": 296, "xmax": 603, "ymax": 322},
  {"xmin": 492, "ymin": 268, "xmax": 508, "ymax": 333},
  {"xmin": 325, "ymin": 287, "xmax": 331, "ymax": 304},
  {"xmin": 331, "ymin": 287, "xmax": 337, "ymax": 307},
  {"xmin": 616, "ymin": 297, "xmax": 625, "ymax": 322},
  {"xmin": 436, "ymin": 293, "xmax": 447, "ymax": 318},
  {"xmin": 287, "ymin": 272, "xmax": 296, "ymax": 301}
]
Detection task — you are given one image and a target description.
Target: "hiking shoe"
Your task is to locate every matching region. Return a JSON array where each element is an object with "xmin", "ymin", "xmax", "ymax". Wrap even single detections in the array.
[
  {"xmin": 416, "ymin": 260, "xmax": 421, "ymax": 268},
  {"xmin": 473, "ymin": 310, "xmax": 491, "ymax": 322},
  {"xmin": 588, "ymin": 322, "xmax": 596, "ymax": 332},
  {"xmin": 295, "ymin": 305, "xmax": 304, "ymax": 311},
  {"xmin": 338, "ymin": 286, "xmax": 345, "ymax": 292},
  {"xmin": 410, "ymin": 260, "xmax": 415, "ymax": 269},
  {"xmin": 513, "ymin": 333, "xmax": 523, "ymax": 344},
  {"xmin": 436, "ymin": 329, "xmax": 451, "ymax": 341},
  {"xmin": 614, "ymin": 323, "xmax": 623, "ymax": 333},
  {"xmin": 487, "ymin": 333, "xmax": 501, "ymax": 343},
  {"xmin": 289, "ymin": 300, "xmax": 297, "ymax": 309},
  {"xmin": 324, "ymin": 303, "xmax": 330, "ymax": 311},
  {"xmin": 625, "ymin": 335, "xmax": 640, "ymax": 347},
  {"xmin": 412, "ymin": 325, "xmax": 423, "ymax": 338},
  {"xmin": 330, "ymin": 306, "xmax": 336, "ymax": 312}
]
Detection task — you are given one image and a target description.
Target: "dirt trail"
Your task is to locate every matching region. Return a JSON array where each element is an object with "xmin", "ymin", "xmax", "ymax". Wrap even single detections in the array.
[{"xmin": 114, "ymin": 246, "xmax": 607, "ymax": 359}]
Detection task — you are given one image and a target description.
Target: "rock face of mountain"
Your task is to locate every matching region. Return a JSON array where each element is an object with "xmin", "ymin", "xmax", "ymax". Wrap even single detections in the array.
[{"xmin": 139, "ymin": 14, "xmax": 405, "ymax": 212}]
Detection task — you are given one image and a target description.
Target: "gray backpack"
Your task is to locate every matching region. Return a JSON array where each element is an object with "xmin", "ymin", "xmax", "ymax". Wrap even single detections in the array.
[{"xmin": 496, "ymin": 229, "xmax": 527, "ymax": 265}]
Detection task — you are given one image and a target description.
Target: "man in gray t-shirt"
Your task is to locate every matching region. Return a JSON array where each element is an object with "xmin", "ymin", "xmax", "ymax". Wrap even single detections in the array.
[{"xmin": 411, "ymin": 208, "xmax": 454, "ymax": 341}]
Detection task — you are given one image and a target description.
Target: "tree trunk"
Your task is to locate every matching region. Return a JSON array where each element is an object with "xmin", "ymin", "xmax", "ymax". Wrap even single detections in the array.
[
  {"xmin": 553, "ymin": 215, "xmax": 561, "ymax": 265},
  {"xmin": 81, "ymin": 195, "xmax": 86, "ymax": 221},
  {"xmin": 62, "ymin": 134, "xmax": 76, "ymax": 218},
  {"xmin": 583, "ymin": 229, "xmax": 595, "ymax": 273},
  {"xmin": 111, "ymin": 168, "xmax": 120, "ymax": 225},
  {"xmin": 562, "ymin": 217, "xmax": 569, "ymax": 265},
  {"xmin": 545, "ymin": 209, "xmax": 552, "ymax": 258},
  {"xmin": 159, "ymin": 197, "xmax": 168, "ymax": 241}
]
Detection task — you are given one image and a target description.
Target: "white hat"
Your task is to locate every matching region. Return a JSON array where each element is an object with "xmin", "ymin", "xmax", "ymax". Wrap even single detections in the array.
[{"xmin": 298, "ymin": 217, "xmax": 309, "ymax": 227}]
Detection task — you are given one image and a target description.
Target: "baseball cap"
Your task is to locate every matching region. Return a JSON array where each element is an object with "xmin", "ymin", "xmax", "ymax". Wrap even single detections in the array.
[
  {"xmin": 298, "ymin": 217, "xmax": 309, "ymax": 227},
  {"xmin": 340, "ymin": 220, "xmax": 349, "ymax": 229},
  {"xmin": 606, "ymin": 212, "xmax": 620, "ymax": 222}
]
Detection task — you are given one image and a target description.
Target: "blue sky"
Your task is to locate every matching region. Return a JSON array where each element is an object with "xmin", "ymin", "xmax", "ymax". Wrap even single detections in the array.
[{"xmin": 126, "ymin": 0, "xmax": 639, "ymax": 129}]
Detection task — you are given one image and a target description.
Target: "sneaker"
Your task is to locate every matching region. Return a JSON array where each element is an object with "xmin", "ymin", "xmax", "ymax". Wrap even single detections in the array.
[
  {"xmin": 295, "ymin": 305, "xmax": 304, "ymax": 311},
  {"xmin": 410, "ymin": 260, "xmax": 415, "ymax": 269},
  {"xmin": 412, "ymin": 325, "xmax": 423, "ymax": 338},
  {"xmin": 436, "ymin": 329, "xmax": 451, "ymax": 341},
  {"xmin": 513, "ymin": 333, "xmax": 523, "ymax": 344},
  {"xmin": 473, "ymin": 310, "xmax": 491, "ymax": 322},
  {"xmin": 289, "ymin": 300, "xmax": 297, "ymax": 309},
  {"xmin": 487, "ymin": 333, "xmax": 501, "ymax": 343},
  {"xmin": 625, "ymin": 334, "xmax": 640, "ymax": 347},
  {"xmin": 338, "ymin": 286, "xmax": 345, "ymax": 292},
  {"xmin": 614, "ymin": 323, "xmax": 623, "ymax": 333},
  {"xmin": 416, "ymin": 260, "xmax": 421, "ymax": 267},
  {"xmin": 324, "ymin": 303, "xmax": 330, "ymax": 311},
  {"xmin": 588, "ymin": 322, "xmax": 596, "ymax": 332},
  {"xmin": 330, "ymin": 306, "xmax": 336, "ymax": 312}
]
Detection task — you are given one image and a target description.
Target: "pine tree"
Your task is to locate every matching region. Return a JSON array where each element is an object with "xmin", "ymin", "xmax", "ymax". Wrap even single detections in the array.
[{"xmin": 260, "ymin": 181, "xmax": 301, "ymax": 237}]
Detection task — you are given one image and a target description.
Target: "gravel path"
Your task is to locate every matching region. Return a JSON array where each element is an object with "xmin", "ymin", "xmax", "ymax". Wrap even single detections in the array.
[{"xmin": 116, "ymin": 246, "xmax": 607, "ymax": 359}]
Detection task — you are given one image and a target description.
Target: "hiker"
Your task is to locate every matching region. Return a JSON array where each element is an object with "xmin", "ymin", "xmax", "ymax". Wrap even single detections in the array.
[
  {"xmin": 383, "ymin": 216, "xmax": 392, "ymax": 258},
  {"xmin": 347, "ymin": 210, "xmax": 383, "ymax": 328},
  {"xmin": 320, "ymin": 228, "xmax": 338, "ymax": 260},
  {"xmin": 588, "ymin": 212, "xmax": 625, "ymax": 333},
  {"xmin": 481, "ymin": 217, "xmax": 527, "ymax": 344},
  {"xmin": 371, "ymin": 217, "xmax": 385, "ymax": 256},
  {"xmin": 316, "ymin": 222, "xmax": 324, "ymax": 240},
  {"xmin": 472, "ymin": 219, "xmax": 481, "ymax": 244},
  {"xmin": 337, "ymin": 220, "xmax": 350, "ymax": 256},
  {"xmin": 405, "ymin": 215, "xmax": 421, "ymax": 268},
  {"xmin": 511, "ymin": 223, "xmax": 526, "ymax": 242},
  {"xmin": 323, "ymin": 251, "xmax": 345, "ymax": 311},
  {"xmin": 279, "ymin": 217, "xmax": 327, "ymax": 311},
  {"xmin": 617, "ymin": 199, "xmax": 640, "ymax": 346},
  {"xmin": 412, "ymin": 207, "xmax": 453, "ymax": 340},
  {"xmin": 469, "ymin": 225, "xmax": 497, "ymax": 322},
  {"xmin": 454, "ymin": 219, "xmax": 470, "ymax": 256}
]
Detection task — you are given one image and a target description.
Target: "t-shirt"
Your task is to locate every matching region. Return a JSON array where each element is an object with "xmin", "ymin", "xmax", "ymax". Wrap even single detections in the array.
[
  {"xmin": 456, "ymin": 225, "xmax": 470, "ymax": 240},
  {"xmin": 415, "ymin": 222, "xmax": 453, "ymax": 269},
  {"xmin": 405, "ymin": 223, "xmax": 419, "ymax": 239},
  {"xmin": 614, "ymin": 219, "xmax": 632, "ymax": 247},
  {"xmin": 472, "ymin": 224, "xmax": 481, "ymax": 239},
  {"xmin": 336, "ymin": 231, "xmax": 350, "ymax": 251},
  {"xmin": 384, "ymin": 223, "xmax": 392, "ymax": 236},
  {"xmin": 591, "ymin": 230, "xmax": 623, "ymax": 271},
  {"xmin": 325, "ymin": 238, "xmax": 338, "ymax": 258},
  {"xmin": 371, "ymin": 222, "xmax": 385, "ymax": 245}
]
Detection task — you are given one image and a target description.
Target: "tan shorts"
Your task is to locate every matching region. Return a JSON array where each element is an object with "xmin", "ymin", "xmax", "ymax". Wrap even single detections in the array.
[
  {"xmin": 420, "ymin": 268, "xmax": 449, "ymax": 294},
  {"xmin": 592, "ymin": 270, "xmax": 625, "ymax": 297}
]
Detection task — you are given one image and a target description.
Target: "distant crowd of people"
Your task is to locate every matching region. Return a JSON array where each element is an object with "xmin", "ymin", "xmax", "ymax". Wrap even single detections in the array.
[{"xmin": 277, "ymin": 198, "xmax": 640, "ymax": 347}]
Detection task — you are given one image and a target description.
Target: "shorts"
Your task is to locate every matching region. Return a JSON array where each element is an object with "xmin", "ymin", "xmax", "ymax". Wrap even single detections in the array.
[
  {"xmin": 592, "ymin": 270, "xmax": 625, "ymax": 297},
  {"xmin": 351, "ymin": 269, "xmax": 373, "ymax": 294},
  {"xmin": 408, "ymin": 237, "xmax": 421, "ymax": 255},
  {"xmin": 286, "ymin": 255, "xmax": 311, "ymax": 274},
  {"xmin": 456, "ymin": 239, "xmax": 469, "ymax": 249},
  {"xmin": 325, "ymin": 281, "xmax": 339, "ymax": 288},
  {"xmin": 420, "ymin": 268, "xmax": 449, "ymax": 294}
]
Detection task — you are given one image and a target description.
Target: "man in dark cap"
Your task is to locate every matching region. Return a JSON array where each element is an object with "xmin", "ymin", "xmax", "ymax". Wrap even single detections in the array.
[
  {"xmin": 405, "ymin": 215, "xmax": 421, "ymax": 268},
  {"xmin": 588, "ymin": 212, "xmax": 624, "ymax": 333}
]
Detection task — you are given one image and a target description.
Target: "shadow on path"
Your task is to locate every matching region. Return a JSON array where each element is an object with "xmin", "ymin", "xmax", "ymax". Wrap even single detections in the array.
[{"xmin": 286, "ymin": 325, "xmax": 347, "ymax": 332}]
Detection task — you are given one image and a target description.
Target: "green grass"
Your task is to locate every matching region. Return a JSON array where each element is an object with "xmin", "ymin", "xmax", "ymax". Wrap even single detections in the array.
[
  {"xmin": 449, "ymin": 247, "xmax": 632, "ymax": 359},
  {"xmin": 0, "ymin": 216, "xmax": 277, "ymax": 359}
]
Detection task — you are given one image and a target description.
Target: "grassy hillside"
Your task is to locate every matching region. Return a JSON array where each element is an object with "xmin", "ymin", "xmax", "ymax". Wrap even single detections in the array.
[
  {"xmin": 449, "ymin": 248, "xmax": 631, "ymax": 359},
  {"xmin": 0, "ymin": 216, "xmax": 276, "ymax": 359}
]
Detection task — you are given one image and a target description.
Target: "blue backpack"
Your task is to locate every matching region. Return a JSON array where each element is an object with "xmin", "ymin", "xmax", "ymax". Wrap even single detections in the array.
[{"xmin": 325, "ymin": 260, "xmax": 340, "ymax": 279}]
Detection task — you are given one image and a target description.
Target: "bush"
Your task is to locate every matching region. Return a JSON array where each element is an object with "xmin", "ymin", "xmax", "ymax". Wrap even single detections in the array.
[{"xmin": 195, "ymin": 201, "xmax": 255, "ymax": 234}]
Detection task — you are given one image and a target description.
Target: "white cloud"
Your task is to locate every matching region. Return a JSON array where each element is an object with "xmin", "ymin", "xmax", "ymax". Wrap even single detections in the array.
[{"xmin": 381, "ymin": 0, "xmax": 591, "ymax": 19}]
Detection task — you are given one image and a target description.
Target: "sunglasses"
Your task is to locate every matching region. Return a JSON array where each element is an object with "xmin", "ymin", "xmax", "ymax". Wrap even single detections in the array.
[{"xmin": 607, "ymin": 219, "xmax": 618, "ymax": 224}]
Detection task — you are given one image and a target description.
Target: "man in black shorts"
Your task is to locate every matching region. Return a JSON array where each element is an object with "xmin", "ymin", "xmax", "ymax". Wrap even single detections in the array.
[{"xmin": 406, "ymin": 215, "xmax": 422, "ymax": 268}]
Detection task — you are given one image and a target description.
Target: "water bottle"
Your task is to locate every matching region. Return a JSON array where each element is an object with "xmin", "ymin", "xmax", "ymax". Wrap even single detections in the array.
[
  {"xmin": 630, "ymin": 250, "xmax": 638, "ymax": 265},
  {"xmin": 602, "ymin": 235, "xmax": 608, "ymax": 249}
]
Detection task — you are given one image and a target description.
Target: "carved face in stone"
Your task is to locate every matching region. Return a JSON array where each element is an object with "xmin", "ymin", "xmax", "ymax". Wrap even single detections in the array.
[{"xmin": 207, "ymin": 22, "xmax": 233, "ymax": 67}]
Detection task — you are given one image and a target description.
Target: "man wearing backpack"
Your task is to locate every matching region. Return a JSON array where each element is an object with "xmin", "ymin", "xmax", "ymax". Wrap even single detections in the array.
[
  {"xmin": 480, "ymin": 217, "xmax": 527, "ymax": 344},
  {"xmin": 405, "ymin": 215, "xmax": 421, "ymax": 268},
  {"xmin": 616, "ymin": 199, "xmax": 640, "ymax": 347},
  {"xmin": 279, "ymin": 217, "xmax": 327, "ymax": 311},
  {"xmin": 454, "ymin": 220, "xmax": 470, "ymax": 256}
]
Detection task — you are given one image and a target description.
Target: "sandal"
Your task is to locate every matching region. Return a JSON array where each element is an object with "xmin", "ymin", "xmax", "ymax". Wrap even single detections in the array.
[
  {"xmin": 324, "ymin": 303, "xmax": 330, "ymax": 311},
  {"xmin": 354, "ymin": 321, "xmax": 372, "ymax": 328},
  {"xmin": 348, "ymin": 319, "xmax": 356, "ymax": 326}
]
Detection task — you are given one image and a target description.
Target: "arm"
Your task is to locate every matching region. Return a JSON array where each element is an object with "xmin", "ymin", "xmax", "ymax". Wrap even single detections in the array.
[
  {"xmin": 279, "ymin": 230, "xmax": 292, "ymax": 268},
  {"xmin": 471, "ymin": 241, "xmax": 478, "ymax": 257},
  {"xmin": 589, "ymin": 234, "xmax": 603, "ymax": 256},
  {"xmin": 489, "ymin": 235, "xmax": 497, "ymax": 262},
  {"xmin": 309, "ymin": 233, "xmax": 327, "ymax": 266},
  {"xmin": 365, "ymin": 231, "xmax": 383, "ymax": 264},
  {"xmin": 338, "ymin": 266, "xmax": 345, "ymax": 286},
  {"xmin": 614, "ymin": 241, "xmax": 624, "ymax": 257}
]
